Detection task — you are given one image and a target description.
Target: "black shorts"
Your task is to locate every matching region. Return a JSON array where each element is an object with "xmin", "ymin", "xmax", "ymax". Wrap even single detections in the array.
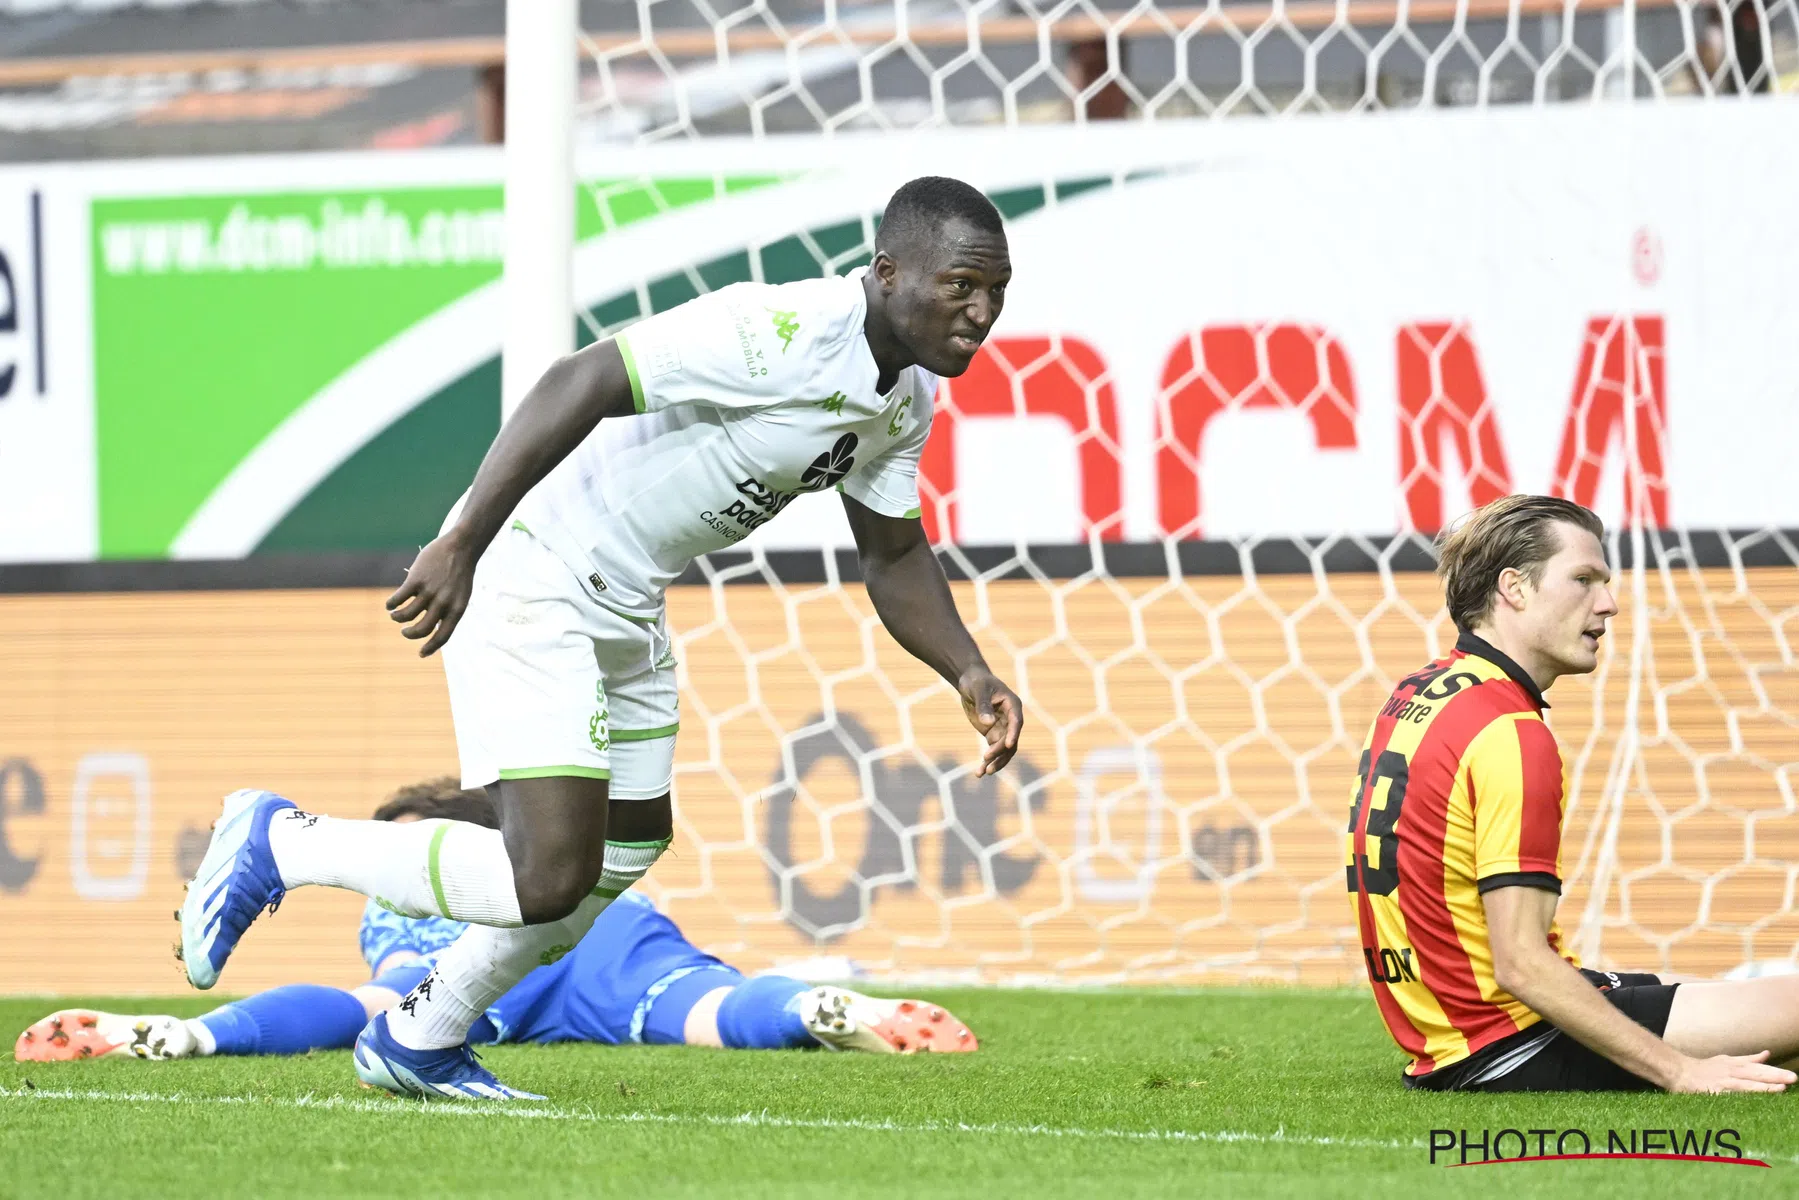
[{"xmin": 1410, "ymin": 969, "xmax": 1680, "ymax": 1092}]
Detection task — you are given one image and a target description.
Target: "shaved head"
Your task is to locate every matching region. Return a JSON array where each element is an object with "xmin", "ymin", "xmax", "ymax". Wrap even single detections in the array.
[
  {"xmin": 875, "ymin": 176, "xmax": 1005, "ymax": 261},
  {"xmin": 862, "ymin": 175, "xmax": 1010, "ymax": 381}
]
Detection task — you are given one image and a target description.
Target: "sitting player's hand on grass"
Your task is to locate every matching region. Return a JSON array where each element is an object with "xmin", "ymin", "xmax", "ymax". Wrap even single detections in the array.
[
  {"xmin": 386, "ymin": 529, "xmax": 478, "ymax": 657},
  {"xmin": 957, "ymin": 667, "xmax": 1022, "ymax": 778},
  {"xmin": 1668, "ymin": 1050, "xmax": 1795, "ymax": 1095}
]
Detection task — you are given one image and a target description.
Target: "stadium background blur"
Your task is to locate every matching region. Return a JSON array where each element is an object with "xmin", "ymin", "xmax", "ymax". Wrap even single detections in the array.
[{"xmin": 0, "ymin": 0, "xmax": 1795, "ymax": 1011}]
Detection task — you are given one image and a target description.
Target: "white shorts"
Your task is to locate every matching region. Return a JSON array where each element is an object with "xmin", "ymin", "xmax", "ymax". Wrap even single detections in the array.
[{"xmin": 441, "ymin": 523, "xmax": 678, "ymax": 800}]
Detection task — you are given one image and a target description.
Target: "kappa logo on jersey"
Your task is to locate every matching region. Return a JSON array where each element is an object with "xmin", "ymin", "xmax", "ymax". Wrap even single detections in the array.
[{"xmin": 768, "ymin": 307, "xmax": 800, "ymax": 352}]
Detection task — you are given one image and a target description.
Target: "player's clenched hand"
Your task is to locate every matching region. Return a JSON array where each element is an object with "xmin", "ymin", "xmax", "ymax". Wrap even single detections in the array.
[
  {"xmin": 957, "ymin": 667, "xmax": 1023, "ymax": 778},
  {"xmin": 1668, "ymin": 1050, "xmax": 1794, "ymax": 1094},
  {"xmin": 386, "ymin": 532, "xmax": 477, "ymax": 657}
]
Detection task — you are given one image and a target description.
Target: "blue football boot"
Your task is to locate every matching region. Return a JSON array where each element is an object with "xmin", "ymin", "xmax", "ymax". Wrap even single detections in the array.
[
  {"xmin": 178, "ymin": 788, "xmax": 294, "ymax": 989},
  {"xmin": 353, "ymin": 1012, "xmax": 544, "ymax": 1101}
]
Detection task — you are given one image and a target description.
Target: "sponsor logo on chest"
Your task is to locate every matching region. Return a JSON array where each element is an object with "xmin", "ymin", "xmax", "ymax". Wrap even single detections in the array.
[{"xmin": 700, "ymin": 433, "xmax": 860, "ymax": 541}]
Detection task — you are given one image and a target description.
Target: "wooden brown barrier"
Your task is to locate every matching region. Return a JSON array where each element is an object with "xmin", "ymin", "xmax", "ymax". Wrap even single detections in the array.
[{"xmin": 0, "ymin": 563, "xmax": 1791, "ymax": 995}]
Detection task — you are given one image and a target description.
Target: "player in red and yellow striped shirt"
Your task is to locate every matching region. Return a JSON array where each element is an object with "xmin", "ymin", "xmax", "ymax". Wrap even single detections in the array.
[{"xmin": 1351, "ymin": 495, "xmax": 1799, "ymax": 1092}]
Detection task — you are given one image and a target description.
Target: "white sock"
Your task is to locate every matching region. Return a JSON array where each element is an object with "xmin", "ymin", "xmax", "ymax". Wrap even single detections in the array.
[
  {"xmin": 385, "ymin": 838, "xmax": 670, "ymax": 1050},
  {"xmin": 185, "ymin": 1019, "xmax": 217, "ymax": 1056},
  {"xmin": 388, "ymin": 893, "xmax": 614, "ymax": 1050},
  {"xmin": 267, "ymin": 809, "xmax": 523, "ymax": 927}
]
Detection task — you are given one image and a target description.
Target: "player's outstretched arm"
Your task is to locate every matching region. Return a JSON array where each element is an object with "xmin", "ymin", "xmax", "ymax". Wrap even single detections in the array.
[
  {"xmin": 843, "ymin": 494, "xmax": 1022, "ymax": 776},
  {"xmin": 1484, "ymin": 885, "xmax": 1794, "ymax": 1093},
  {"xmin": 387, "ymin": 339, "xmax": 639, "ymax": 656}
]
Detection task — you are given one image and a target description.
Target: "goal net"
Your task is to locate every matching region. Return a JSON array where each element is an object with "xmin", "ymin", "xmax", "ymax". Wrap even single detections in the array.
[{"xmin": 539, "ymin": 0, "xmax": 1799, "ymax": 984}]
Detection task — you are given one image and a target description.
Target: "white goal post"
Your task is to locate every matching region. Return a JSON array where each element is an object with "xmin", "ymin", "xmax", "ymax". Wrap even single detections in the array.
[{"xmin": 500, "ymin": 0, "xmax": 577, "ymax": 420}]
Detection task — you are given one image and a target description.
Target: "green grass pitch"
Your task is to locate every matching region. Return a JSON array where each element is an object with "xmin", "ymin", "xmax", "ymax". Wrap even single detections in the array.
[{"xmin": 1, "ymin": 988, "xmax": 1792, "ymax": 1198}]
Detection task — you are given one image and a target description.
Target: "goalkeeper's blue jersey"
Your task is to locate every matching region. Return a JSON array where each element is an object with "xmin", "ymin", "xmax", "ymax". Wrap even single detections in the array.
[{"xmin": 356, "ymin": 891, "xmax": 737, "ymax": 1045}]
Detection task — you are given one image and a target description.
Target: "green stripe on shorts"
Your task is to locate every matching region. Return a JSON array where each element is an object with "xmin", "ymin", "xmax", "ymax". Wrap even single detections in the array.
[
  {"xmin": 497, "ymin": 765, "xmax": 613, "ymax": 781},
  {"xmin": 610, "ymin": 724, "xmax": 679, "ymax": 742}
]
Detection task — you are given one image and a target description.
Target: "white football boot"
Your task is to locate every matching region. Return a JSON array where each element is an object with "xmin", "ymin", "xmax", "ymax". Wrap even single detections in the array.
[
  {"xmin": 799, "ymin": 986, "xmax": 978, "ymax": 1054},
  {"xmin": 15, "ymin": 1010, "xmax": 199, "ymax": 1062}
]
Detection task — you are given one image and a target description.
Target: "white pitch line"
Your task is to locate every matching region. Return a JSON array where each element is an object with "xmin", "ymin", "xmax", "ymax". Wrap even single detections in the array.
[
  {"xmin": 0, "ymin": 1085, "xmax": 1413, "ymax": 1152},
  {"xmin": 7, "ymin": 1087, "xmax": 1794, "ymax": 1166}
]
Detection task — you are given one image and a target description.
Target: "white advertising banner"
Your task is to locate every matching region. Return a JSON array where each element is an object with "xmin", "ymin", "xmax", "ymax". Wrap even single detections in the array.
[
  {"xmin": 0, "ymin": 104, "xmax": 1793, "ymax": 563},
  {"xmin": 0, "ymin": 166, "xmax": 94, "ymax": 561}
]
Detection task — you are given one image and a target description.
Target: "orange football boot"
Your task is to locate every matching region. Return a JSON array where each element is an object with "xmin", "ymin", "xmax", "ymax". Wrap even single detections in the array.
[
  {"xmin": 800, "ymin": 986, "xmax": 978, "ymax": 1053},
  {"xmin": 15, "ymin": 1009, "xmax": 196, "ymax": 1062}
]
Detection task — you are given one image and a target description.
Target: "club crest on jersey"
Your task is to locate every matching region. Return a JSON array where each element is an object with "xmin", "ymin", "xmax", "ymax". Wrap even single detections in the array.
[
  {"xmin": 589, "ymin": 682, "xmax": 611, "ymax": 752},
  {"xmin": 887, "ymin": 395, "xmax": 913, "ymax": 437}
]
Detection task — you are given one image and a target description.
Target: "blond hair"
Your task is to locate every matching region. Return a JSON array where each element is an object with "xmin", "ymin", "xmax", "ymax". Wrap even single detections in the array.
[{"xmin": 1436, "ymin": 495, "xmax": 1605, "ymax": 630}]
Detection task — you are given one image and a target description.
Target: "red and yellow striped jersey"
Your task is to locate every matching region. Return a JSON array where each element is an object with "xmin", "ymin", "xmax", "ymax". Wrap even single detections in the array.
[{"xmin": 1346, "ymin": 631, "xmax": 1576, "ymax": 1082}]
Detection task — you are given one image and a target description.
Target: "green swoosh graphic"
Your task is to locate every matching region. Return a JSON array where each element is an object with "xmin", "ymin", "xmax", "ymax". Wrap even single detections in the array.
[{"xmin": 94, "ymin": 176, "xmax": 783, "ymax": 560}]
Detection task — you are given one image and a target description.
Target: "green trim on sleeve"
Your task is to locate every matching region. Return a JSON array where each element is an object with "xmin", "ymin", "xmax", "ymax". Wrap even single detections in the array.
[
  {"xmin": 426, "ymin": 822, "xmax": 452, "ymax": 919},
  {"xmin": 616, "ymin": 334, "xmax": 647, "ymax": 414},
  {"xmin": 610, "ymin": 723, "xmax": 680, "ymax": 742},
  {"xmin": 497, "ymin": 765, "xmax": 613, "ymax": 781}
]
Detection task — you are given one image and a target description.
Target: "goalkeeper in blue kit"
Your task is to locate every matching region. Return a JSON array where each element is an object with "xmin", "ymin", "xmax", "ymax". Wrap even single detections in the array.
[{"xmin": 19, "ymin": 780, "xmax": 975, "ymax": 1066}]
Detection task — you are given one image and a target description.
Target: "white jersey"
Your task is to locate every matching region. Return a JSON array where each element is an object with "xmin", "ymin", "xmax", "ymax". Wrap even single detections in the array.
[{"xmin": 512, "ymin": 270, "xmax": 937, "ymax": 619}]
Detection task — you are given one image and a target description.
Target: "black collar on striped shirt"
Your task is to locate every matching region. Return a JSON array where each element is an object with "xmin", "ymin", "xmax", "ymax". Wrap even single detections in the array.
[{"xmin": 1453, "ymin": 629, "xmax": 1551, "ymax": 711}]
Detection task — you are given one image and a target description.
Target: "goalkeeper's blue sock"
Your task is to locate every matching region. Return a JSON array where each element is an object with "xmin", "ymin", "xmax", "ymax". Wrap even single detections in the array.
[
  {"xmin": 715, "ymin": 975, "xmax": 813, "ymax": 1050},
  {"xmin": 195, "ymin": 985, "xmax": 370, "ymax": 1056}
]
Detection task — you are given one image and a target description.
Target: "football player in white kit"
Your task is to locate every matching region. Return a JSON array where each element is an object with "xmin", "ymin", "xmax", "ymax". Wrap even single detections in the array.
[{"xmin": 179, "ymin": 177, "xmax": 1023, "ymax": 1100}]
